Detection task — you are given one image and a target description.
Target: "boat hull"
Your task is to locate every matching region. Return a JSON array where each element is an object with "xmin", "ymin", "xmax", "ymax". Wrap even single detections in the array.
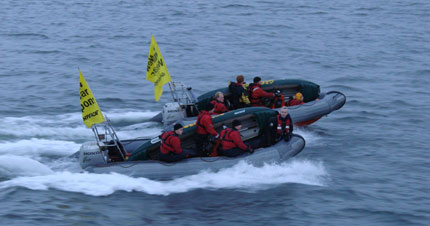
[
  {"xmin": 154, "ymin": 91, "xmax": 346, "ymax": 127},
  {"xmin": 286, "ymin": 91, "xmax": 346, "ymax": 126},
  {"xmin": 80, "ymin": 135, "xmax": 305, "ymax": 179}
]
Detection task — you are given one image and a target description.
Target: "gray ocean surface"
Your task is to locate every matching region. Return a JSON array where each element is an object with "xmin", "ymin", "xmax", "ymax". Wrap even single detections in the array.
[{"xmin": 0, "ymin": 0, "xmax": 429, "ymax": 225}]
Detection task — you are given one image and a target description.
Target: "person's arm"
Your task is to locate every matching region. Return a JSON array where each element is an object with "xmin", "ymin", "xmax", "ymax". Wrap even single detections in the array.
[
  {"xmin": 256, "ymin": 88, "xmax": 275, "ymax": 99},
  {"xmin": 288, "ymin": 99, "xmax": 297, "ymax": 106},
  {"xmin": 232, "ymin": 131, "xmax": 248, "ymax": 150},
  {"xmin": 204, "ymin": 116, "xmax": 218, "ymax": 136},
  {"xmin": 171, "ymin": 136, "xmax": 183, "ymax": 154},
  {"xmin": 214, "ymin": 102, "xmax": 228, "ymax": 114}
]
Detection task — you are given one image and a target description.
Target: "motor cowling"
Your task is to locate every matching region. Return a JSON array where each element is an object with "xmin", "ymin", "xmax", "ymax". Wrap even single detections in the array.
[
  {"xmin": 79, "ymin": 142, "xmax": 106, "ymax": 169},
  {"xmin": 162, "ymin": 102, "xmax": 185, "ymax": 126}
]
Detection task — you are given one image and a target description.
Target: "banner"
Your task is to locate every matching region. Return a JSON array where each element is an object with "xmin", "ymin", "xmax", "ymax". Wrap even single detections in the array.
[
  {"xmin": 146, "ymin": 35, "xmax": 172, "ymax": 101},
  {"xmin": 79, "ymin": 69, "xmax": 105, "ymax": 128}
]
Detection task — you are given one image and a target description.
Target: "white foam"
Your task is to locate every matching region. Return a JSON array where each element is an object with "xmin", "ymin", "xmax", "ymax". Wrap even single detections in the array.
[
  {"xmin": 0, "ymin": 138, "xmax": 80, "ymax": 159},
  {"xmin": 0, "ymin": 160, "xmax": 328, "ymax": 196},
  {"xmin": 102, "ymin": 110, "xmax": 159, "ymax": 124},
  {"xmin": 0, "ymin": 155, "xmax": 53, "ymax": 178},
  {"xmin": 0, "ymin": 110, "xmax": 160, "ymax": 138},
  {"xmin": 0, "ymin": 119, "xmax": 92, "ymax": 138},
  {"xmin": 46, "ymin": 157, "xmax": 82, "ymax": 172}
]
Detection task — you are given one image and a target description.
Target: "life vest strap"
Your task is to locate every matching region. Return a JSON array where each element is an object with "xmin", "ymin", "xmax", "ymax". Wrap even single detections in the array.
[{"xmin": 161, "ymin": 133, "xmax": 174, "ymax": 149}]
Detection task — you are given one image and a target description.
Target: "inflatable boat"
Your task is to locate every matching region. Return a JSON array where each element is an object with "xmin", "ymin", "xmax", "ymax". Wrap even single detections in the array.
[
  {"xmin": 79, "ymin": 107, "xmax": 306, "ymax": 179},
  {"xmin": 150, "ymin": 79, "xmax": 346, "ymax": 127}
]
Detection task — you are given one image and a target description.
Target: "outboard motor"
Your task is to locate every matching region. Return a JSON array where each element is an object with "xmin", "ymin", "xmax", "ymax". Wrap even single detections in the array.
[
  {"xmin": 162, "ymin": 82, "xmax": 199, "ymax": 126},
  {"xmin": 79, "ymin": 142, "xmax": 106, "ymax": 169},
  {"xmin": 162, "ymin": 102, "xmax": 186, "ymax": 126}
]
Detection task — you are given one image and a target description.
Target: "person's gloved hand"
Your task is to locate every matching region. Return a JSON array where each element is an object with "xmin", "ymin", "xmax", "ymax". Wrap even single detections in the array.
[
  {"xmin": 215, "ymin": 134, "xmax": 220, "ymax": 139},
  {"xmin": 248, "ymin": 145, "xmax": 254, "ymax": 153}
]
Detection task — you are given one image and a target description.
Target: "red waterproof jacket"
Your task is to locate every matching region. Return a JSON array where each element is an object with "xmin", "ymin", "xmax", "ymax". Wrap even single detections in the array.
[
  {"xmin": 288, "ymin": 99, "xmax": 304, "ymax": 106},
  {"xmin": 210, "ymin": 100, "xmax": 228, "ymax": 115},
  {"xmin": 220, "ymin": 128, "xmax": 248, "ymax": 150},
  {"xmin": 276, "ymin": 115, "xmax": 291, "ymax": 136},
  {"xmin": 196, "ymin": 111, "xmax": 218, "ymax": 136},
  {"xmin": 160, "ymin": 131, "xmax": 182, "ymax": 154},
  {"xmin": 250, "ymin": 84, "xmax": 275, "ymax": 106}
]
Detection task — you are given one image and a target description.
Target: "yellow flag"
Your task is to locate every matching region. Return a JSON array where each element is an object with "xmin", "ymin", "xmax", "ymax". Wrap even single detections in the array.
[
  {"xmin": 79, "ymin": 69, "xmax": 105, "ymax": 128},
  {"xmin": 146, "ymin": 35, "xmax": 172, "ymax": 101}
]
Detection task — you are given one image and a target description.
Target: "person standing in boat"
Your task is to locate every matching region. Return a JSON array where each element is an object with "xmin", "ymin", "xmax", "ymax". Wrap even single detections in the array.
[
  {"xmin": 249, "ymin": 76, "xmax": 275, "ymax": 107},
  {"xmin": 288, "ymin": 92, "xmax": 305, "ymax": 106},
  {"xmin": 268, "ymin": 106, "xmax": 294, "ymax": 145},
  {"xmin": 219, "ymin": 119, "xmax": 253, "ymax": 157},
  {"xmin": 228, "ymin": 75, "xmax": 250, "ymax": 109},
  {"xmin": 195, "ymin": 103, "xmax": 219, "ymax": 156},
  {"xmin": 211, "ymin": 91, "xmax": 229, "ymax": 115},
  {"xmin": 159, "ymin": 123, "xmax": 188, "ymax": 163}
]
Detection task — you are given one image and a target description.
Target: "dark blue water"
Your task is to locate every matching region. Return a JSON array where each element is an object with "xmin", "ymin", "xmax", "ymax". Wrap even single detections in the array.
[{"xmin": 1, "ymin": 0, "xmax": 429, "ymax": 225}]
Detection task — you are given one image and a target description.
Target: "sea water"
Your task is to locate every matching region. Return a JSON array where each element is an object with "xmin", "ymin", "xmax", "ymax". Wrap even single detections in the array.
[{"xmin": 0, "ymin": 0, "xmax": 429, "ymax": 225}]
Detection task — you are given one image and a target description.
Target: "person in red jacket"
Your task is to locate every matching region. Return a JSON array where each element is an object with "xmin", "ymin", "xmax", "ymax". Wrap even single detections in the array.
[
  {"xmin": 249, "ymin": 76, "xmax": 275, "ymax": 107},
  {"xmin": 159, "ymin": 123, "xmax": 188, "ymax": 163},
  {"xmin": 211, "ymin": 91, "xmax": 229, "ymax": 115},
  {"xmin": 195, "ymin": 103, "xmax": 219, "ymax": 156},
  {"xmin": 268, "ymin": 106, "xmax": 294, "ymax": 145},
  {"xmin": 219, "ymin": 119, "xmax": 253, "ymax": 157},
  {"xmin": 288, "ymin": 92, "xmax": 305, "ymax": 106}
]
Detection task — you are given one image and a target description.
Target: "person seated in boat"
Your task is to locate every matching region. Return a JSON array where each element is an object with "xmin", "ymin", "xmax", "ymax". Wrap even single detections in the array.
[
  {"xmin": 228, "ymin": 75, "xmax": 250, "ymax": 109},
  {"xmin": 288, "ymin": 92, "xmax": 305, "ymax": 106},
  {"xmin": 195, "ymin": 103, "xmax": 219, "ymax": 156},
  {"xmin": 219, "ymin": 119, "xmax": 253, "ymax": 157},
  {"xmin": 268, "ymin": 106, "xmax": 294, "ymax": 145},
  {"xmin": 249, "ymin": 76, "xmax": 275, "ymax": 107},
  {"xmin": 159, "ymin": 123, "xmax": 189, "ymax": 163},
  {"xmin": 210, "ymin": 91, "xmax": 228, "ymax": 115}
]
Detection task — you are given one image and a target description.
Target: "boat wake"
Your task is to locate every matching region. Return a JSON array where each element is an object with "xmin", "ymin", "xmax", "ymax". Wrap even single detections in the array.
[
  {"xmin": 0, "ymin": 160, "xmax": 328, "ymax": 196},
  {"xmin": 0, "ymin": 155, "xmax": 54, "ymax": 178},
  {"xmin": 0, "ymin": 138, "xmax": 80, "ymax": 159},
  {"xmin": 0, "ymin": 110, "xmax": 327, "ymax": 196},
  {"xmin": 0, "ymin": 110, "xmax": 159, "ymax": 139}
]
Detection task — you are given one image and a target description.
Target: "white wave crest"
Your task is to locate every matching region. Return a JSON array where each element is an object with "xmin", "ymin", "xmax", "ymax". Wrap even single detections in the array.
[
  {"xmin": 0, "ymin": 110, "xmax": 160, "ymax": 139},
  {"xmin": 0, "ymin": 160, "xmax": 327, "ymax": 196},
  {"xmin": 0, "ymin": 155, "xmax": 53, "ymax": 178},
  {"xmin": 0, "ymin": 122, "xmax": 91, "ymax": 138},
  {"xmin": 102, "ymin": 110, "xmax": 159, "ymax": 124},
  {"xmin": 0, "ymin": 138, "xmax": 80, "ymax": 158}
]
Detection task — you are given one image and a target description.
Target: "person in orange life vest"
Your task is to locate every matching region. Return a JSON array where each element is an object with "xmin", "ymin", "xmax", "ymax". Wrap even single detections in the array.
[
  {"xmin": 210, "ymin": 91, "xmax": 228, "ymax": 115},
  {"xmin": 268, "ymin": 106, "xmax": 294, "ymax": 145},
  {"xmin": 194, "ymin": 103, "xmax": 219, "ymax": 156},
  {"xmin": 219, "ymin": 119, "xmax": 253, "ymax": 157},
  {"xmin": 249, "ymin": 76, "xmax": 275, "ymax": 107},
  {"xmin": 159, "ymin": 123, "xmax": 189, "ymax": 163},
  {"xmin": 288, "ymin": 92, "xmax": 305, "ymax": 106}
]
